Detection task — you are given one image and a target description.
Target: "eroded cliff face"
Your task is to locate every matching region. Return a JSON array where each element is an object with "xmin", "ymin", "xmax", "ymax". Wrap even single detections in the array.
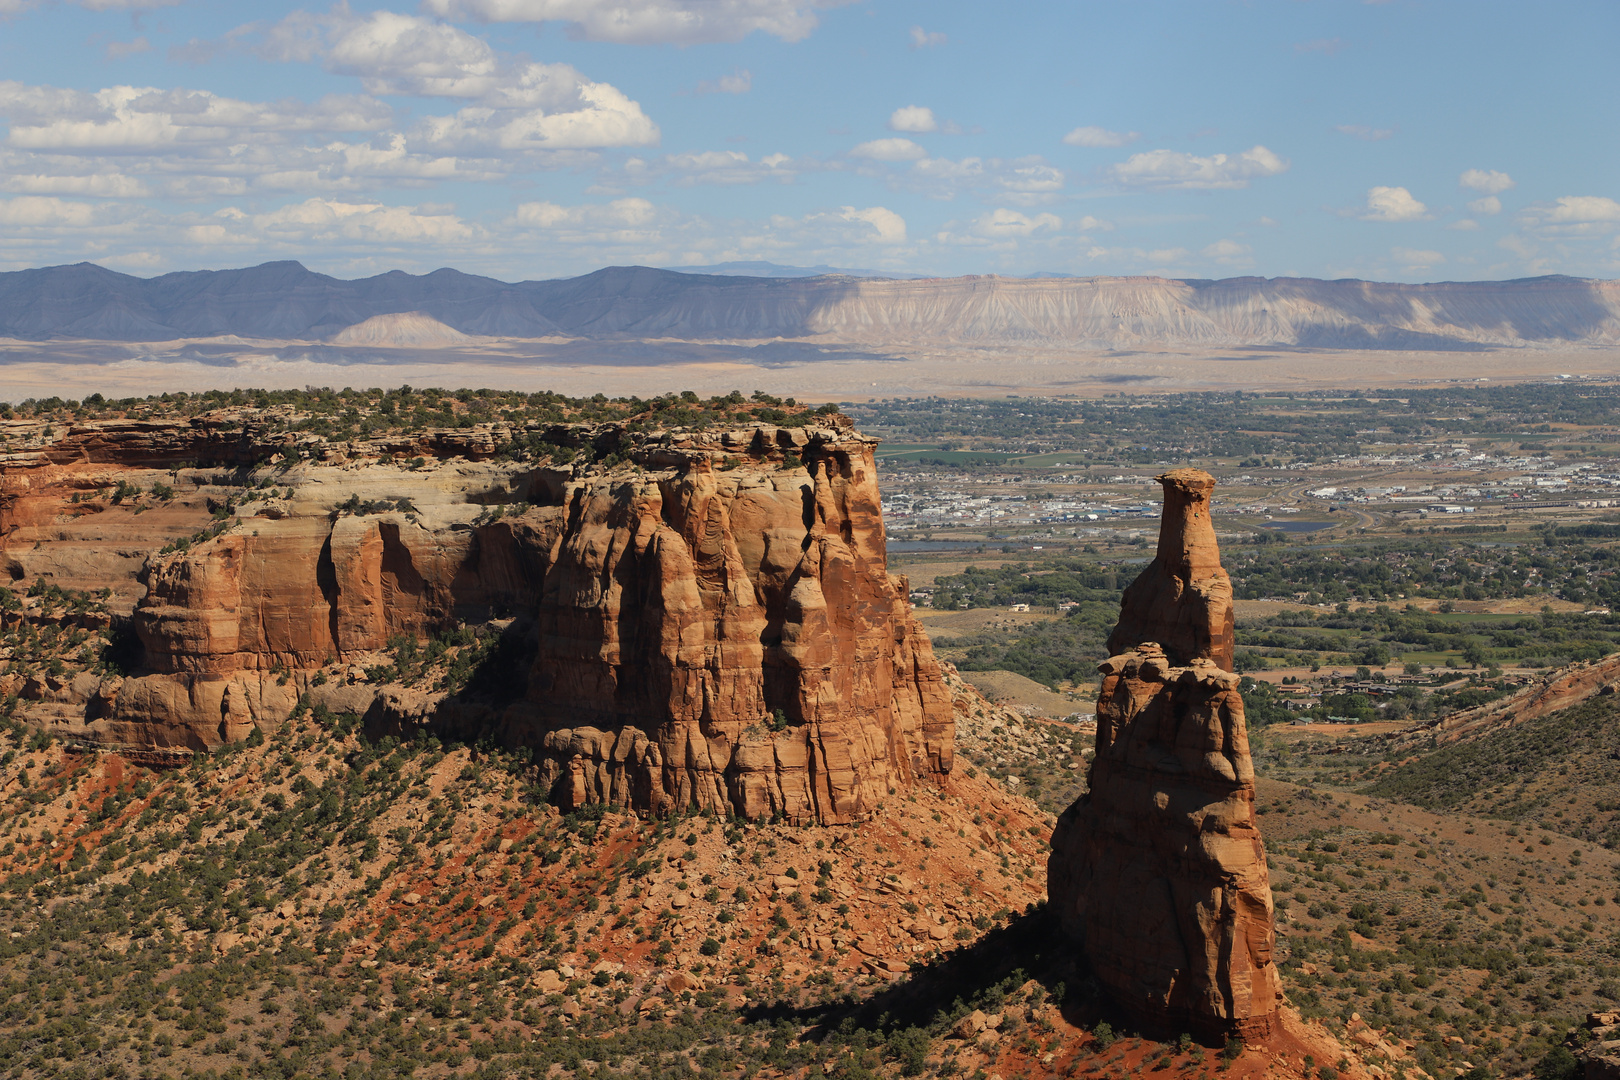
[
  {"xmin": 1, "ymin": 413, "xmax": 953, "ymax": 823},
  {"xmin": 1048, "ymin": 469, "xmax": 1280, "ymax": 1042}
]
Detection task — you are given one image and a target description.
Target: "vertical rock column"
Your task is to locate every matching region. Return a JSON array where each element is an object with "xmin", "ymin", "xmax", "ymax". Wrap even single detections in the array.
[{"xmin": 1048, "ymin": 469, "xmax": 1280, "ymax": 1043}]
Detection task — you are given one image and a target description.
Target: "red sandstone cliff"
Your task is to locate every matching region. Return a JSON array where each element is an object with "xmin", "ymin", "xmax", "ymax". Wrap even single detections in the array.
[
  {"xmin": 1049, "ymin": 469, "xmax": 1280, "ymax": 1042},
  {"xmin": 1, "ymin": 413, "xmax": 953, "ymax": 824}
]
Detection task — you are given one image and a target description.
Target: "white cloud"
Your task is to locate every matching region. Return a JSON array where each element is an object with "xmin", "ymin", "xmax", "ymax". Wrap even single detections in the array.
[
  {"xmin": 1459, "ymin": 168, "xmax": 1514, "ymax": 195},
  {"xmin": 0, "ymin": 82, "xmax": 390, "ymax": 152},
  {"xmin": 1, "ymin": 172, "xmax": 151, "ymax": 197},
  {"xmin": 1108, "ymin": 145, "xmax": 1288, "ymax": 190},
  {"xmin": 257, "ymin": 198, "xmax": 475, "ymax": 242},
  {"xmin": 888, "ymin": 106, "xmax": 936, "ymax": 134},
  {"xmin": 418, "ymin": 0, "xmax": 847, "ymax": 44},
  {"xmin": 1335, "ymin": 123, "xmax": 1393, "ymax": 141},
  {"xmin": 255, "ymin": 9, "xmax": 660, "ymax": 152},
  {"xmin": 1202, "ymin": 238, "xmax": 1252, "ymax": 265},
  {"xmin": 825, "ymin": 204, "xmax": 905, "ymax": 243},
  {"xmin": 1446, "ymin": 218, "xmax": 1481, "ymax": 231},
  {"xmin": 1062, "ymin": 125, "xmax": 1139, "ymax": 148},
  {"xmin": 908, "ymin": 25, "xmax": 945, "ymax": 49},
  {"xmin": 850, "ymin": 137, "xmax": 926, "ymax": 162},
  {"xmin": 0, "ymin": 195, "xmax": 104, "ymax": 227},
  {"xmin": 657, "ymin": 149, "xmax": 795, "ymax": 185},
  {"xmin": 1467, "ymin": 196, "xmax": 1502, "ymax": 216},
  {"xmin": 694, "ymin": 68, "xmax": 751, "ymax": 95},
  {"xmin": 1522, "ymin": 195, "xmax": 1620, "ymax": 226},
  {"xmin": 1359, "ymin": 186, "xmax": 1428, "ymax": 222},
  {"xmin": 995, "ymin": 157, "xmax": 1063, "ymax": 195},
  {"xmin": 513, "ymin": 197, "xmax": 657, "ymax": 229},
  {"xmin": 859, "ymin": 153, "xmax": 1065, "ymax": 206},
  {"xmin": 1392, "ymin": 247, "xmax": 1445, "ymax": 271},
  {"xmin": 971, "ymin": 208, "xmax": 1060, "ymax": 239}
]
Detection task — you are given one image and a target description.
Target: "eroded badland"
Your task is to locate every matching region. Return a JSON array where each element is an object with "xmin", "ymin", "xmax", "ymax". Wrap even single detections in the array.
[{"xmin": 6, "ymin": 384, "xmax": 1620, "ymax": 1080}]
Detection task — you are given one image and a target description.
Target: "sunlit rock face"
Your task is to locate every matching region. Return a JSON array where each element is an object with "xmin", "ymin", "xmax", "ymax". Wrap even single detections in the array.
[
  {"xmin": 2, "ymin": 414, "xmax": 953, "ymax": 824},
  {"xmin": 1049, "ymin": 469, "xmax": 1280, "ymax": 1043}
]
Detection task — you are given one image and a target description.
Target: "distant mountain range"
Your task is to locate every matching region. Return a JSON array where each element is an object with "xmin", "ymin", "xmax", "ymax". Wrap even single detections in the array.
[{"xmin": 2, "ymin": 261, "xmax": 1617, "ymax": 350}]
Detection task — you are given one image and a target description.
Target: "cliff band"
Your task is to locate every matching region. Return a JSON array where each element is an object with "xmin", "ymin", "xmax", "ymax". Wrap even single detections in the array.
[
  {"xmin": 0, "ymin": 414, "xmax": 954, "ymax": 824},
  {"xmin": 1048, "ymin": 469, "xmax": 1281, "ymax": 1042}
]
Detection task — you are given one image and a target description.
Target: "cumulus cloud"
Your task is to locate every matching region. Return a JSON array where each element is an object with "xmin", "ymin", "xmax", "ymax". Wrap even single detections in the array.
[
  {"xmin": 908, "ymin": 25, "xmax": 945, "ymax": 49},
  {"xmin": 0, "ymin": 79, "xmax": 517, "ymax": 202},
  {"xmin": 809, "ymin": 205, "xmax": 905, "ymax": 243},
  {"xmin": 888, "ymin": 106, "xmax": 936, "ymax": 134},
  {"xmin": 1108, "ymin": 145, "xmax": 1288, "ymax": 190},
  {"xmin": 0, "ymin": 195, "xmax": 106, "ymax": 227},
  {"xmin": 1, "ymin": 171, "xmax": 150, "ymax": 197},
  {"xmin": 1335, "ymin": 123, "xmax": 1393, "ymax": 141},
  {"xmin": 1459, "ymin": 168, "xmax": 1514, "ymax": 195},
  {"xmin": 638, "ymin": 149, "xmax": 796, "ymax": 185},
  {"xmin": 693, "ymin": 68, "xmax": 751, "ymax": 95},
  {"xmin": 857, "ymin": 153, "xmax": 1065, "ymax": 206},
  {"xmin": 0, "ymin": 82, "xmax": 391, "ymax": 152},
  {"xmin": 513, "ymin": 197, "xmax": 657, "ymax": 230},
  {"xmin": 1447, "ymin": 218, "xmax": 1481, "ymax": 231},
  {"xmin": 255, "ymin": 9, "xmax": 659, "ymax": 152},
  {"xmin": 971, "ymin": 208, "xmax": 1060, "ymax": 239},
  {"xmin": 245, "ymin": 197, "xmax": 476, "ymax": 243},
  {"xmin": 1467, "ymin": 196, "xmax": 1502, "ymax": 216},
  {"xmin": 1062, "ymin": 125, "xmax": 1139, "ymax": 148},
  {"xmin": 1518, "ymin": 196, "xmax": 1620, "ymax": 237},
  {"xmin": 417, "ymin": 0, "xmax": 848, "ymax": 45},
  {"xmin": 1202, "ymin": 238, "xmax": 1252, "ymax": 265},
  {"xmin": 850, "ymin": 137, "xmax": 926, "ymax": 162},
  {"xmin": 1358, "ymin": 186, "xmax": 1428, "ymax": 222}
]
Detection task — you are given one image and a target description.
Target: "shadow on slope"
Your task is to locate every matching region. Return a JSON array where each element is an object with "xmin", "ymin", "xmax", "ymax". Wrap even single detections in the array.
[{"xmin": 1364, "ymin": 690, "xmax": 1620, "ymax": 844}]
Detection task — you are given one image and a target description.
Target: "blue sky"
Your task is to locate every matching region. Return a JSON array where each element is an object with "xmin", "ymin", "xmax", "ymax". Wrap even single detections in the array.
[{"xmin": 0, "ymin": 0, "xmax": 1615, "ymax": 282}]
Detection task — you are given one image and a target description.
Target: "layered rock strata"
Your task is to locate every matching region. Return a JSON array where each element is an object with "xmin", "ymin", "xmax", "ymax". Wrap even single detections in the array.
[
  {"xmin": 2, "ymin": 414, "xmax": 954, "ymax": 824},
  {"xmin": 1049, "ymin": 469, "xmax": 1280, "ymax": 1042}
]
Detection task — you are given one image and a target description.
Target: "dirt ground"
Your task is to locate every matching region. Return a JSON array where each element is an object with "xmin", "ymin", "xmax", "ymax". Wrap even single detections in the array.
[{"xmin": 955, "ymin": 669, "xmax": 1087, "ymax": 719}]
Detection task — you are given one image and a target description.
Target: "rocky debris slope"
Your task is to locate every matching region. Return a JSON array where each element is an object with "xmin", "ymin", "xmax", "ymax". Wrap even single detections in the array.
[
  {"xmin": 1049, "ymin": 468, "xmax": 1281, "ymax": 1042},
  {"xmin": 2, "ymin": 410, "xmax": 954, "ymax": 825}
]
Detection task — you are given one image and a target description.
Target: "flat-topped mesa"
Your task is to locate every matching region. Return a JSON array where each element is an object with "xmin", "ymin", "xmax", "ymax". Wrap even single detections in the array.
[
  {"xmin": 2, "ymin": 412, "xmax": 954, "ymax": 825},
  {"xmin": 1049, "ymin": 470, "xmax": 1280, "ymax": 1044},
  {"xmin": 1106, "ymin": 468, "xmax": 1233, "ymax": 670}
]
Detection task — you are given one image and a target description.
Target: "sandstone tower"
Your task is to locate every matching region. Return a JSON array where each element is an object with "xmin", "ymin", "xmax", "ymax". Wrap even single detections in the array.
[{"xmin": 1048, "ymin": 469, "xmax": 1280, "ymax": 1042}]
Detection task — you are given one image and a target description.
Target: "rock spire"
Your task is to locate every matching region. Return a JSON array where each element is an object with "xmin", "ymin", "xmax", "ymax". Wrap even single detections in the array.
[
  {"xmin": 1105, "ymin": 468, "xmax": 1234, "ymax": 669},
  {"xmin": 1048, "ymin": 468, "xmax": 1280, "ymax": 1042}
]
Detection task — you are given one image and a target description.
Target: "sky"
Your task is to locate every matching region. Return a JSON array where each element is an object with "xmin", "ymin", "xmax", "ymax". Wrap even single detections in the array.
[{"xmin": 0, "ymin": 0, "xmax": 1616, "ymax": 284}]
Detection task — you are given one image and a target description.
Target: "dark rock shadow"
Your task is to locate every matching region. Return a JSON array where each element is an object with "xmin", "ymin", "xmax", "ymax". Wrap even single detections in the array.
[{"xmin": 737, "ymin": 906, "xmax": 1129, "ymax": 1046}]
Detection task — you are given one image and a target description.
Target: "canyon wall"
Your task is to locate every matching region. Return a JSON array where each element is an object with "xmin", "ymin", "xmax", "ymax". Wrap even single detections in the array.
[
  {"xmin": 1, "ymin": 416, "xmax": 953, "ymax": 824},
  {"xmin": 1048, "ymin": 469, "xmax": 1280, "ymax": 1042}
]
